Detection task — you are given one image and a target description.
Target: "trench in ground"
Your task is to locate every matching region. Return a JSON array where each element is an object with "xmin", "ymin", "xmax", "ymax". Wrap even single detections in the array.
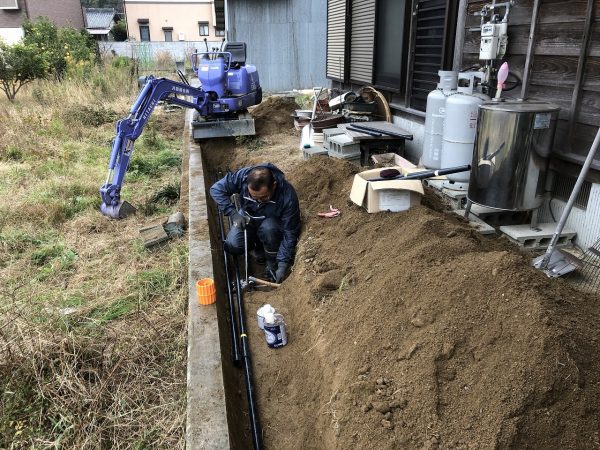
[{"xmin": 200, "ymin": 141, "xmax": 253, "ymax": 449}]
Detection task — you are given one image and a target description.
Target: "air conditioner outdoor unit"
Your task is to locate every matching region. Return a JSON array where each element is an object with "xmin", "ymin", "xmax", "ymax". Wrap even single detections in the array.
[
  {"xmin": 178, "ymin": 32, "xmax": 185, "ymax": 41},
  {"xmin": 0, "ymin": 0, "xmax": 19, "ymax": 10}
]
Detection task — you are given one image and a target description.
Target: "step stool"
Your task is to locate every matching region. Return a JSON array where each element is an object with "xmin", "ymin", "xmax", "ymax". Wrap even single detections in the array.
[
  {"xmin": 323, "ymin": 128, "xmax": 346, "ymax": 150},
  {"xmin": 328, "ymin": 134, "xmax": 361, "ymax": 156}
]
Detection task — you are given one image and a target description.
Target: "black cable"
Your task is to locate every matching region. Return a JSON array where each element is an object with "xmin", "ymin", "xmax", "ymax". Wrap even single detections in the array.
[{"xmin": 548, "ymin": 196, "xmax": 557, "ymax": 222}]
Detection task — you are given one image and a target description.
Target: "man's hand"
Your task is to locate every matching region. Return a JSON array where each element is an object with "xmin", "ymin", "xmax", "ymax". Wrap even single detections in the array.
[
  {"xmin": 231, "ymin": 210, "xmax": 250, "ymax": 229},
  {"xmin": 275, "ymin": 263, "xmax": 288, "ymax": 283}
]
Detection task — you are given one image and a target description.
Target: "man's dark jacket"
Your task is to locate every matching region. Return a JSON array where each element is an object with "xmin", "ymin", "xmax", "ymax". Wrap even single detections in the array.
[{"xmin": 209, "ymin": 163, "xmax": 301, "ymax": 265}]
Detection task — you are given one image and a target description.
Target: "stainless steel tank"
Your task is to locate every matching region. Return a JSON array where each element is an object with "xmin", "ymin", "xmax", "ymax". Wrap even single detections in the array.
[{"xmin": 467, "ymin": 100, "xmax": 560, "ymax": 211}]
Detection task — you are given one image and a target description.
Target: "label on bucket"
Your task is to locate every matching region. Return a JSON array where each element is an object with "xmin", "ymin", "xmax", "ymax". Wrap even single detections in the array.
[{"xmin": 264, "ymin": 322, "xmax": 287, "ymax": 348}]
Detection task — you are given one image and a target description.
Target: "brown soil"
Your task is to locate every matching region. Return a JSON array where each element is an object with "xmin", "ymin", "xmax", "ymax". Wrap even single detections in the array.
[{"xmin": 204, "ymin": 101, "xmax": 600, "ymax": 449}]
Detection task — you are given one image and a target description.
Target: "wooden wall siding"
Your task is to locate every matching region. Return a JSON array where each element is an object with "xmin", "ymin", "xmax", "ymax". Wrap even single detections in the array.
[
  {"xmin": 460, "ymin": 0, "xmax": 600, "ymax": 173},
  {"xmin": 349, "ymin": 0, "xmax": 375, "ymax": 83},
  {"xmin": 326, "ymin": 0, "xmax": 347, "ymax": 81}
]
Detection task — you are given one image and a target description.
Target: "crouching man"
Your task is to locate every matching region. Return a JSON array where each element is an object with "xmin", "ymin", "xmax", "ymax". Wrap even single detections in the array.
[{"xmin": 209, "ymin": 163, "xmax": 301, "ymax": 283}]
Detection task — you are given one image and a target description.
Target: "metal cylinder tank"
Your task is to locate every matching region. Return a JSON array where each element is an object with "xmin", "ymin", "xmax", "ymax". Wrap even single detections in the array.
[
  {"xmin": 468, "ymin": 100, "xmax": 560, "ymax": 211},
  {"xmin": 441, "ymin": 72, "xmax": 489, "ymax": 189},
  {"xmin": 422, "ymin": 71, "xmax": 457, "ymax": 169}
]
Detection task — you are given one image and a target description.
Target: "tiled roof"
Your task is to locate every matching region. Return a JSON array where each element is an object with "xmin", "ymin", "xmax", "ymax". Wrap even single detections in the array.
[{"xmin": 84, "ymin": 8, "xmax": 116, "ymax": 29}]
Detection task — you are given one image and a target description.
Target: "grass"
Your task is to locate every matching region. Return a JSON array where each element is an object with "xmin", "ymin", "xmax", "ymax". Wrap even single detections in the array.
[{"xmin": 0, "ymin": 57, "xmax": 188, "ymax": 449}]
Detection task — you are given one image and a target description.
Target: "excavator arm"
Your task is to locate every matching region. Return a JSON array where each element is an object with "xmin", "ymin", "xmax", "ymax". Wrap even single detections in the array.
[{"xmin": 100, "ymin": 76, "xmax": 209, "ymax": 219}]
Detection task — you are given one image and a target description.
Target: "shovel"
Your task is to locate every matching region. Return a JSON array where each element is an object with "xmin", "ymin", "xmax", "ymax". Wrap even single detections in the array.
[{"xmin": 533, "ymin": 126, "xmax": 600, "ymax": 277}]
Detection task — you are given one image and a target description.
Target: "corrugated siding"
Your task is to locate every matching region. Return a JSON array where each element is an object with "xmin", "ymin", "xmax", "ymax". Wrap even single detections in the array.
[
  {"xmin": 538, "ymin": 182, "xmax": 600, "ymax": 250},
  {"xmin": 327, "ymin": 0, "xmax": 346, "ymax": 80},
  {"xmin": 349, "ymin": 0, "xmax": 374, "ymax": 83},
  {"xmin": 226, "ymin": 0, "xmax": 328, "ymax": 91}
]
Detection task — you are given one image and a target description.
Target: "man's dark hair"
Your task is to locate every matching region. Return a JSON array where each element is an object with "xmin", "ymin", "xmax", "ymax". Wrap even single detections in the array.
[{"xmin": 247, "ymin": 168, "xmax": 275, "ymax": 190}]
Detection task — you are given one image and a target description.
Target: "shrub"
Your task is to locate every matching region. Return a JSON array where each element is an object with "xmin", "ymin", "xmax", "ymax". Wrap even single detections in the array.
[
  {"xmin": 22, "ymin": 17, "xmax": 97, "ymax": 81},
  {"xmin": 0, "ymin": 42, "xmax": 49, "ymax": 101},
  {"xmin": 110, "ymin": 21, "xmax": 128, "ymax": 42}
]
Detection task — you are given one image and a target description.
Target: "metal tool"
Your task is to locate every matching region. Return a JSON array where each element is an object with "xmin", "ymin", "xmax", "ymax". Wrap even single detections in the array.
[
  {"xmin": 534, "ymin": 126, "xmax": 600, "ymax": 276},
  {"xmin": 242, "ymin": 276, "xmax": 281, "ymax": 290}
]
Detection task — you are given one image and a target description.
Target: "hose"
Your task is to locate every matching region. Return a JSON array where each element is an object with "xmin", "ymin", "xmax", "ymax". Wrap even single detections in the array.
[{"xmin": 216, "ymin": 169, "xmax": 263, "ymax": 450}]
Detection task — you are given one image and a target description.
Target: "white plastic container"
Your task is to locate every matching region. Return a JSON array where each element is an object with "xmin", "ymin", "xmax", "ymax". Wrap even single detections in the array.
[
  {"xmin": 263, "ymin": 312, "xmax": 287, "ymax": 348},
  {"xmin": 256, "ymin": 304, "xmax": 275, "ymax": 330},
  {"xmin": 441, "ymin": 72, "xmax": 489, "ymax": 189},
  {"xmin": 422, "ymin": 71, "xmax": 458, "ymax": 170}
]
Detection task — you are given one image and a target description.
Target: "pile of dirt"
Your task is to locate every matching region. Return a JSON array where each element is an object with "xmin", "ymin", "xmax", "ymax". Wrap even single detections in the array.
[
  {"xmin": 251, "ymin": 96, "xmax": 299, "ymax": 136},
  {"xmin": 201, "ymin": 98, "xmax": 600, "ymax": 448},
  {"xmin": 203, "ymin": 97, "xmax": 600, "ymax": 449},
  {"xmin": 242, "ymin": 157, "xmax": 600, "ymax": 449}
]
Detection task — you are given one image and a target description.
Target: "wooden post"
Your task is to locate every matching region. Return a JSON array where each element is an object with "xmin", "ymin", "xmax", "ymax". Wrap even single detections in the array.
[
  {"xmin": 568, "ymin": 0, "xmax": 595, "ymax": 146},
  {"xmin": 520, "ymin": 0, "xmax": 542, "ymax": 99},
  {"xmin": 452, "ymin": 0, "xmax": 468, "ymax": 72}
]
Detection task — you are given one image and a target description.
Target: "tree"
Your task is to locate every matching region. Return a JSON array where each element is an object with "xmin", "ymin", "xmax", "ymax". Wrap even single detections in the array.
[
  {"xmin": 110, "ymin": 21, "xmax": 127, "ymax": 42},
  {"xmin": 0, "ymin": 42, "xmax": 48, "ymax": 101},
  {"xmin": 22, "ymin": 17, "xmax": 98, "ymax": 81}
]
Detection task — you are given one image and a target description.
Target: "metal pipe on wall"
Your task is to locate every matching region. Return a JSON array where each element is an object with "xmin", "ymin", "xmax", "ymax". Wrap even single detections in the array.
[
  {"xmin": 520, "ymin": 0, "xmax": 541, "ymax": 99},
  {"xmin": 452, "ymin": 0, "xmax": 469, "ymax": 72},
  {"xmin": 568, "ymin": 0, "xmax": 595, "ymax": 145}
]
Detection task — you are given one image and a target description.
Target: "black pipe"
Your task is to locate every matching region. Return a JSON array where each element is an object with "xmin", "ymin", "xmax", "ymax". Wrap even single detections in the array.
[
  {"xmin": 217, "ymin": 169, "xmax": 263, "ymax": 450},
  {"xmin": 214, "ymin": 172, "xmax": 241, "ymax": 365},
  {"xmin": 231, "ymin": 255, "xmax": 263, "ymax": 450},
  {"xmin": 370, "ymin": 165, "xmax": 472, "ymax": 182}
]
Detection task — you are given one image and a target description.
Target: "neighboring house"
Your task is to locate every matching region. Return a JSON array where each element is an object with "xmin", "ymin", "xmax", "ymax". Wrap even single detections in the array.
[
  {"xmin": 84, "ymin": 7, "xmax": 118, "ymax": 41},
  {"xmin": 226, "ymin": 0, "xmax": 328, "ymax": 91},
  {"xmin": 328, "ymin": 0, "xmax": 600, "ymax": 249},
  {"xmin": 123, "ymin": 0, "xmax": 223, "ymax": 42},
  {"xmin": 0, "ymin": 0, "xmax": 84, "ymax": 44}
]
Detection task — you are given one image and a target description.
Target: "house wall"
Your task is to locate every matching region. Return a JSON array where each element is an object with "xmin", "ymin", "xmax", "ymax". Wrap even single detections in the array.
[
  {"xmin": 0, "ymin": 0, "xmax": 84, "ymax": 43},
  {"xmin": 227, "ymin": 0, "xmax": 328, "ymax": 92},
  {"xmin": 124, "ymin": 0, "xmax": 217, "ymax": 42},
  {"xmin": 0, "ymin": 0, "xmax": 24, "ymax": 29},
  {"xmin": 27, "ymin": 0, "xmax": 84, "ymax": 28}
]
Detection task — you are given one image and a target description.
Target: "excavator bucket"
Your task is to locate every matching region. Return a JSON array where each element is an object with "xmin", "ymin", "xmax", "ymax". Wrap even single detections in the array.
[
  {"xmin": 100, "ymin": 201, "xmax": 136, "ymax": 219},
  {"xmin": 192, "ymin": 112, "xmax": 255, "ymax": 139}
]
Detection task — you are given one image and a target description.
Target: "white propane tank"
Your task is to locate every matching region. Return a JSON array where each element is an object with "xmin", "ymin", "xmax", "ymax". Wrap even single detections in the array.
[
  {"xmin": 422, "ymin": 71, "xmax": 458, "ymax": 169},
  {"xmin": 441, "ymin": 72, "xmax": 490, "ymax": 190}
]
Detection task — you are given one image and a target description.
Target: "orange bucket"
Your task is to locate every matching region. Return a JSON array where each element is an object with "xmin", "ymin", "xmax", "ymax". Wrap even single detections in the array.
[{"xmin": 196, "ymin": 278, "xmax": 216, "ymax": 305}]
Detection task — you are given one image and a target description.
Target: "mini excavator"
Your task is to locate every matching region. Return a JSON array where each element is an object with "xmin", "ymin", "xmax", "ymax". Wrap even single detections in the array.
[{"xmin": 100, "ymin": 42, "xmax": 262, "ymax": 219}]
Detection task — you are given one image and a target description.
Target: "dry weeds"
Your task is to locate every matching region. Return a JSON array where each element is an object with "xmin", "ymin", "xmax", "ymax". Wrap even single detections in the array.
[{"xmin": 0, "ymin": 57, "xmax": 188, "ymax": 448}]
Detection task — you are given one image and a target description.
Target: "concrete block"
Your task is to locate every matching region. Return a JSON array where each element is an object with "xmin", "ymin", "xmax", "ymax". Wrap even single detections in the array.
[
  {"xmin": 302, "ymin": 145, "xmax": 328, "ymax": 160},
  {"xmin": 323, "ymin": 128, "xmax": 346, "ymax": 150},
  {"xmin": 140, "ymin": 224, "xmax": 169, "ymax": 248},
  {"xmin": 455, "ymin": 210, "xmax": 496, "ymax": 235},
  {"xmin": 499, "ymin": 223, "xmax": 576, "ymax": 249},
  {"xmin": 328, "ymin": 134, "xmax": 361, "ymax": 155}
]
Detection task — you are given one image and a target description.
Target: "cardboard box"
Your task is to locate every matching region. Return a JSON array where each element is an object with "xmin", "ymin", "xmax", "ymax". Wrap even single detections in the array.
[
  {"xmin": 349, "ymin": 167, "xmax": 424, "ymax": 213},
  {"xmin": 371, "ymin": 152, "xmax": 416, "ymax": 170}
]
